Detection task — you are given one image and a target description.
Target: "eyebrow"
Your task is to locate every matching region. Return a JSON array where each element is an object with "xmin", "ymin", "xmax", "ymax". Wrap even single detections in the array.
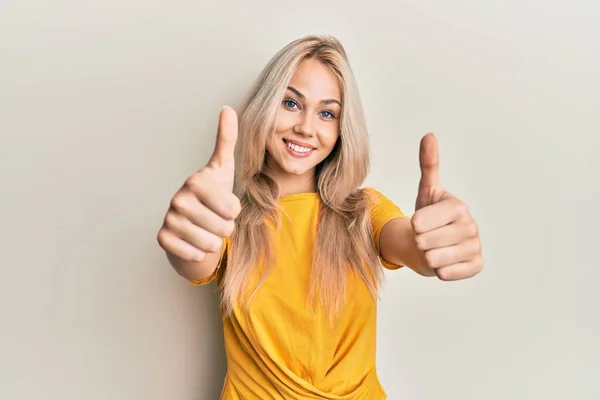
[{"xmin": 286, "ymin": 86, "xmax": 342, "ymax": 107}]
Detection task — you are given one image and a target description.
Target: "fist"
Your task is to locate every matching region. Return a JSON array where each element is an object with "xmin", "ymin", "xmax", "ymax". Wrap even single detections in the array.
[
  {"xmin": 157, "ymin": 106, "xmax": 241, "ymax": 262},
  {"xmin": 411, "ymin": 133, "xmax": 483, "ymax": 281}
]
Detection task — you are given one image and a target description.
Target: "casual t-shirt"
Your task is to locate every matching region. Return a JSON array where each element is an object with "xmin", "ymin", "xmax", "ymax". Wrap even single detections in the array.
[{"xmin": 188, "ymin": 187, "xmax": 408, "ymax": 399}]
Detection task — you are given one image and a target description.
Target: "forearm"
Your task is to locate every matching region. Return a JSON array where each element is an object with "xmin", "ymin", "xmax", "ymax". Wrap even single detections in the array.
[
  {"xmin": 166, "ymin": 248, "xmax": 222, "ymax": 282},
  {"xmin": 379, "ymin": 218, "xmax": 436, "ymax": 277}
]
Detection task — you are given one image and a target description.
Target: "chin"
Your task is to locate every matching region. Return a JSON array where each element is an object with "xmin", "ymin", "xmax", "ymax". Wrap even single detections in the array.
[
  {"xmin": 279, "ymin": 159, "xmax": 316, "ymax": 176},
  {"xmin": 286, "ymin": 165, "xmax": 313, "ymax": 176}
]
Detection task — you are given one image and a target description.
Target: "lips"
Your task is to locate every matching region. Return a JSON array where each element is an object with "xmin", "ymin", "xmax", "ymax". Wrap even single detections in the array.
[
  {"xmin": 283, "ymin": 139, "xmax": 315, "ymax": 150},
  {"xmin": 283, "ymin": 139, "xmax": 315, "ymax": 158}
]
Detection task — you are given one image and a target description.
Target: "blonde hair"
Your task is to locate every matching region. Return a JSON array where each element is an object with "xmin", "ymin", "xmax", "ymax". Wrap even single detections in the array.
[{"xmin": 220, "ymin": 35, "xmax": 382, "ymax": 321}]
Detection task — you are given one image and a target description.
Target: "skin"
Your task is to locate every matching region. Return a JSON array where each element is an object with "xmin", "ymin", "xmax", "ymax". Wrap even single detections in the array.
[
  {"xmin": 379, "ymin": 134, "xmax": 484, "ymax": 280},
  {"xmin": 265, "ymin": 58, "xmax": 342, "ymax": 196},
  {"xmin": 157, "ymin": 106, "xmax": 240, "ymax": 280},
  {"xmin": 157, "ymin": 58, "xmax": 483, "ymax": 282}
]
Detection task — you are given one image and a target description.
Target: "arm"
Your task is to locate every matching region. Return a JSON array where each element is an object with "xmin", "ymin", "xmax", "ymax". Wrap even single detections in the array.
[
  {"xmin": 376, "ymin": 133, "xmax": 483, "ymax": 281},
  {"xmin": 379, "ymin": 197, "xmax": 483, "ymax": 281},
  {"xmin": 156, "ymin": 106, "xmax": 239, "ymax": 286},
  {"xmin": 379, "ymin": 218, "xmax": 436, "ymax": 277},
  {"xmin": 166, "ymin": 245, "xmax": 224, "ymax": 283}
]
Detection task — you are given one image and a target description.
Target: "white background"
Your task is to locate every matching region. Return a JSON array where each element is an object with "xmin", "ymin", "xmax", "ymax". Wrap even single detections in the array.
[{"xmin": 1, "ymin": 1, "xmax": 599, "ymax": 399}]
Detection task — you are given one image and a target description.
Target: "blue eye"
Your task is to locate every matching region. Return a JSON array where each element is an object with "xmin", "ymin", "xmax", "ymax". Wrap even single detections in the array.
[
  {"xmin": 320, "ymin": 111, "xmax": 335, "ymax": 119},
  {"xmin": 283, "ymin": 99, "xmax": 298, "ymax": 109}
]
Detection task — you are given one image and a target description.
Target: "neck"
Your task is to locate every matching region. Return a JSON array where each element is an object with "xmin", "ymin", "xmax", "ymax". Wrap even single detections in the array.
[
  {"xmin": 265, "ymin": 163, "xmax": 316, "ymax": 198},
  {"xmin": 277, "ymin": 173, "xmax": 316, "ymax": 197}
]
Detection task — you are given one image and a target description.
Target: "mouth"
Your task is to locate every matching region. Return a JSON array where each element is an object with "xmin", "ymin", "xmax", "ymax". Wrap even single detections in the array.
[{"xmin": 282, "ymin": 139, "xmax": 315, "ymax": 158}]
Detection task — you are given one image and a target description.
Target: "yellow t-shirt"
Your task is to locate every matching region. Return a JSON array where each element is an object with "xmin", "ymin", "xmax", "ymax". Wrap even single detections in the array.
[{"xmin": 188, "ymin": 188, "xmax": 408, "ymax": 399}]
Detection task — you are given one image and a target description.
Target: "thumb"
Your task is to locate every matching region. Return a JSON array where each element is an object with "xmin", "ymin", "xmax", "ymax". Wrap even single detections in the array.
[
  {"xmin": 418, "ymin": 132, "xmax": 441, "ymax": 192},
  {"xmin": 208, "ymin": 106, "xmax": 238, "ymax": 168}
]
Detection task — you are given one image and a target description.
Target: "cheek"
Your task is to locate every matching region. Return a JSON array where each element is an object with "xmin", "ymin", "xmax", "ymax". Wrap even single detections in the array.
[
  {"xmin": 319, "ymin": 125, "xmax": 340, "ymax": 150},
  {"xmin": 274, "ymin": 111, "xmax": 295, "ymax": 135}
]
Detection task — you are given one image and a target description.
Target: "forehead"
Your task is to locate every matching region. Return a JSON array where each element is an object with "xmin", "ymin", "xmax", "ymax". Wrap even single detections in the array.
[{"xmin": 288, "ymin": 58, "xmax": 341, "ymax": 101}]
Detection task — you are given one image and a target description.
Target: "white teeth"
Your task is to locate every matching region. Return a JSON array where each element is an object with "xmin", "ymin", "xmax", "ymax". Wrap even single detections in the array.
[{"xmin": 286, "ymin": 141, "xmax": 312, "ymax": 153}]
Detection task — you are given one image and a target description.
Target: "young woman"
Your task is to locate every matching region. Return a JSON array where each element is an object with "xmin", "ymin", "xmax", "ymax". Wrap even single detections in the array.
[{"xmin": 157, "ymin": 35, "xmax": 483, "ymax": 400}]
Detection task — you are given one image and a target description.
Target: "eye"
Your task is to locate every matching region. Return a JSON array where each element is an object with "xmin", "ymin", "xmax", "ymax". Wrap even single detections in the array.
[
  {"xmin": 320, "ymin": 110, "xmax": 335, "ymax": 119},
  {"xmin": 283, "ymin": 99, "xmax": 299, "ymax": 109}
]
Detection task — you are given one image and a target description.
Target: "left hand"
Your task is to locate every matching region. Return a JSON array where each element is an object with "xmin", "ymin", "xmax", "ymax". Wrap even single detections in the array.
[{"xmin": 411, "ymin": 133, "xmax": 483, "ymax": 281}]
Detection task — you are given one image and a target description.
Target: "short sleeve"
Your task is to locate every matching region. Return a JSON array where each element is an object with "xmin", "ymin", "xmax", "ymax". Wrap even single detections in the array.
[
  {"xmin": 187, "ymin": 236, "xmax": 229, "ymax": 286},
  {"xmin": 364, "ymin": 187, "xmax": 409, "ymax": 270}
]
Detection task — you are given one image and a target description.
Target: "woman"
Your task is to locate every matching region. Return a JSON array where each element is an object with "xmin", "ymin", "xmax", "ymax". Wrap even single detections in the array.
[{"xmin": 157, "ymin": 35, "xmax": 483, "ymax": 399}]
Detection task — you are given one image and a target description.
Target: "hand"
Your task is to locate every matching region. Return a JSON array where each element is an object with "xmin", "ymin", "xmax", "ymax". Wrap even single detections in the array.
[
  {"xmin": 411, "ymin": 133, "xmax": 483, "ymax": 281},
  {"xmin": 157, "ymin": 106, "xmax": 241, "ymax": 262}
]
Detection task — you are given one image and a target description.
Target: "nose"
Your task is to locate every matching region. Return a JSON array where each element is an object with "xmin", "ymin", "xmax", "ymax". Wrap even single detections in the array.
[{"xmin": 293, "ymin": 112, "xmax": 315, "ymax": 137}]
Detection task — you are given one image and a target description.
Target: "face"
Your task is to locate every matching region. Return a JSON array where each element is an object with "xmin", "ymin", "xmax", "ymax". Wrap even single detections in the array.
[{"xmin": 266, "ymin": 58, "xmax": 342, "ymax": 182}]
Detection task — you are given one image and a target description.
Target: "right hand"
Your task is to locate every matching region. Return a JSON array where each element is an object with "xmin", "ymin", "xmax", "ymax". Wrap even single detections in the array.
[{"xmin": 157, "ymin": 106, "xmax": 241, "ymax": 262}]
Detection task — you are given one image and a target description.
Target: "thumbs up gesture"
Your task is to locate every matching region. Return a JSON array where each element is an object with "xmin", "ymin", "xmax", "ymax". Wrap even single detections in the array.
[
  {"xmin": 411, "ymin": 133, "xmax": 483, "ymax": 281},
  {"xmin": 157, "ymin": 106, "xmax": 241, "ymax": 262}
]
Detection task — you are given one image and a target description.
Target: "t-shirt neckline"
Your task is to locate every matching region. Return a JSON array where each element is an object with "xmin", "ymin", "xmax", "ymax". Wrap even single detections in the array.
[{"xmin": 277, "ymin": 192, "xmax": 319, "ymax": 203}]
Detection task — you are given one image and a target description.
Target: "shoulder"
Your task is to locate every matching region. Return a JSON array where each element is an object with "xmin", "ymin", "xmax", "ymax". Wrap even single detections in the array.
[
  {"xmin": 361, "ymin": 186, "xmax": 388, "ymax": 200},
  {"xmin": 359, "ymin": 186, "xmax": 408, "ymax": 227},
  {"xmin": 360, "ymin": 187, "xmax": 399, "ymax": 209}
]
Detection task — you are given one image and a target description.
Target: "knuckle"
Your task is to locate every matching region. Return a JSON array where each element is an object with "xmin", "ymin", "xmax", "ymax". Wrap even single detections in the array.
[
  {"xmin": 472, "ymin": 238, "xmax": 482, "ymax": 254},
  {"xmin": 411, "ymin": 214, "xmax": 423, "ymax": 233},
  {"xmin": 455, "ymin": 201, "xmax": 469, "ymax": 215},
  {"xmin": 437, "ymin": 268, "xmax": 452, "ymax": 281},
  {"xmin": 424, "ymin": 250, "xmax": 437, "ymax": 267},
  {"xmin": 156, "ymin": 228, "xmax": 168, "ymax": 248},
  {"xmin": 191, "ymin": 251, "xmax": 206, "ymax": 262},
  {"xmin": 184, "ymin": 172, "xmax": 202, "ymax": 186},
  {"xmin": 184, "ymin": 245, "xmax": 204, "ymax": 262},
  {"xmin": 206, "ymin": 236, "xmax": 223, "ymax": 253},
  {"xmin": 222, "ymin": 220, "xmax": 235, "ymax": 237},
  {"xmin": 170, "ymin": 194, "xmax": 188, "ymax": 213},
  {"xmin": 414, "ymin": 234, "xmax": 427, "ymax": 250},
  {"xmin": 163, "ymin": 211, "xmax": 178, "ymax": 229},
  {"xmin": 468, "ymin": 222, "xmax": 479, "ymax": 237},
  {"xmin": 224, "ymin": 195, "xmax": 242, "ymax": 220},
  {"xmin": 157, "ymin": 228, "xmax": 177, "ymax": 255},
  {"xmin": 184, "ymin": 174, "xmax": 206, "ymax": 194}
]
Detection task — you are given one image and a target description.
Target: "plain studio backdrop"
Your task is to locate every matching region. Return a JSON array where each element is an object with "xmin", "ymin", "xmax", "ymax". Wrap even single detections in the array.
[{"xmin": 1, "ymin": 1, "xmax": 599, "ymax": 399}]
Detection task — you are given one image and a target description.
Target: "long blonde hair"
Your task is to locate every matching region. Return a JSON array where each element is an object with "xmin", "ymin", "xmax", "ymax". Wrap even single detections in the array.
[{"xmin": 220, "ymin": 35, "xmax": 382, "ymax": 321}]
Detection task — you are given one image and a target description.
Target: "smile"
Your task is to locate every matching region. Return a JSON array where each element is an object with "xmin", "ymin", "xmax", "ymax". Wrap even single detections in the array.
[{"xmin": 283, "ymin": 139, "xmax": 315, "ymax": 158}]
